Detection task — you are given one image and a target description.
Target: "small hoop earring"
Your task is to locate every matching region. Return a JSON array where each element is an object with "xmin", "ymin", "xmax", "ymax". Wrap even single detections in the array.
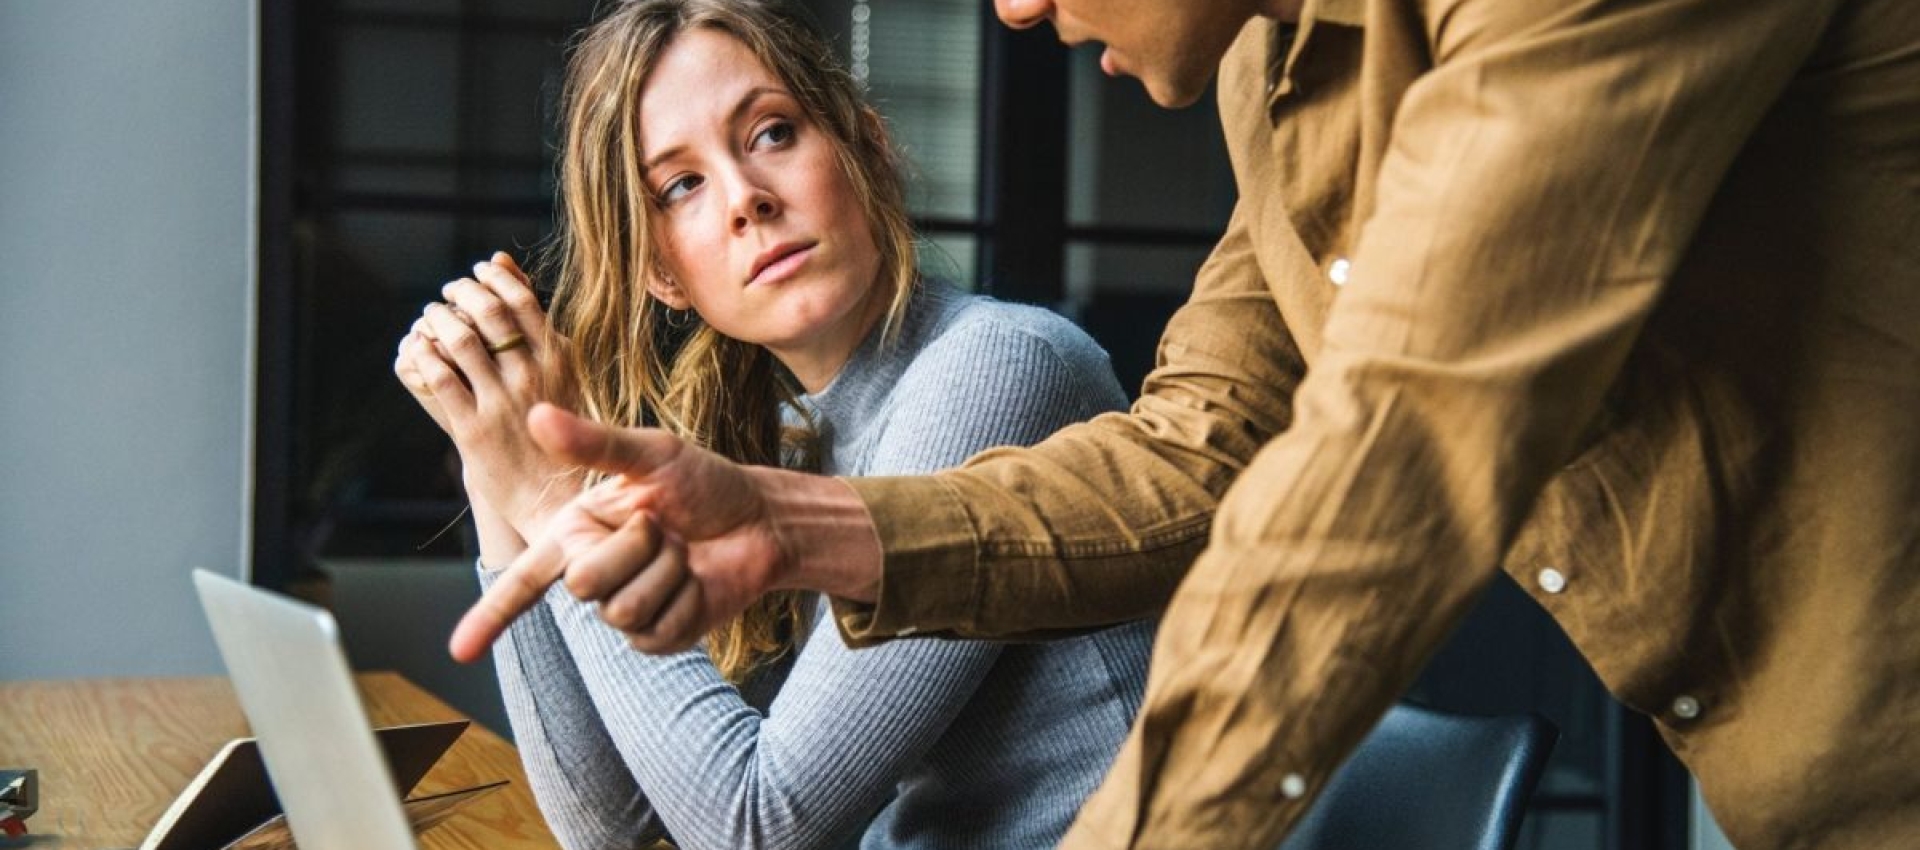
[{"xmin": 664, "ymin": 306, "xmax": 696, "ymax": 329}]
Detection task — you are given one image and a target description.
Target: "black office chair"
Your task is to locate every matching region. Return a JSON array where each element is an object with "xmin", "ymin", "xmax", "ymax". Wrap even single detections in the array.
[{"xmin": 1276, "ymin": 703, "xmax": 1558, "ymax": 850}]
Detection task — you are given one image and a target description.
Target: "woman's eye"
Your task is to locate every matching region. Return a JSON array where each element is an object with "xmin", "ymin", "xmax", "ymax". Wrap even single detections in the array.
[
  {"xmin": 659, "ymin": 174, "xmax": 702, "ymax": 204},
  {"xmin": 752, "ymin": 120, "xmax": 796, "ymax": 150}
]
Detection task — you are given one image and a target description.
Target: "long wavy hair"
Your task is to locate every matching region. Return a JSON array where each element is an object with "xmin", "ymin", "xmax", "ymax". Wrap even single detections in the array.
[{"xmin": 540, "ymin": 0, "xmax": 917, "ymax": 682}]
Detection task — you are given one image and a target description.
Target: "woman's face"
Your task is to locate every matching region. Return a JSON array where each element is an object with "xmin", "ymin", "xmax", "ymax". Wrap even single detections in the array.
[{"xmin": 638, "ymin": 28, "xmax": 885, "ymax": 384}]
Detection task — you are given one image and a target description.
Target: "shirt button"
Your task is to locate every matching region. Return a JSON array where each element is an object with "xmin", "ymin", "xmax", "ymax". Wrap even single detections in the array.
[
  {"xmin": 1672, "ymin": 695, "xmax": 1702, "ymax": 721},
  {"xmin": 1328, "ymin": 257, "xmax": 1351, "ymax": 286},
  {"xmin": 1280, "ymin": 773, "xmax": 1307, "ymax": 799},
  {"xmin": 1537, "ymin": 567, "xmax": 1567, "ymax": 594}
]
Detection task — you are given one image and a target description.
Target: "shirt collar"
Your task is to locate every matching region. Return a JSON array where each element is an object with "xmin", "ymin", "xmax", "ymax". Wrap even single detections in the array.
[{"xmin": 1267, "ymin": 0, "xmax": 1367, "ymax": 105}]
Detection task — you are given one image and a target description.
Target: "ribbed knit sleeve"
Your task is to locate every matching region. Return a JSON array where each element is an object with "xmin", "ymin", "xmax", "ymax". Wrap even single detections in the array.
[
  {"xmin": 485, "ymin": 579, "xmax": 665, "ymax": 849},
  {"xmin": 853, "ymin": 311, "xmax": 1128, "ymax": 478}
]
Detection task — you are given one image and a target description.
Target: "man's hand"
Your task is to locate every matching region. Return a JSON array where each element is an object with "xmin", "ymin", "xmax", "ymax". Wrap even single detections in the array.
[{"xmin": 449, "ymin": 403, "xmax": 881, "ymax": 662}]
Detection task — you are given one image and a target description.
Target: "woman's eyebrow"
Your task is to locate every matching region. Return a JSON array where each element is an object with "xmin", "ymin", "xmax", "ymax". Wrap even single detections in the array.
[
  {"xmin": 726, "ymin": 86, "xmax": 789, "ymax": 125},
  {"xmin": 643, "ymin": 87, "xmax": 790, "ymax": 173}
]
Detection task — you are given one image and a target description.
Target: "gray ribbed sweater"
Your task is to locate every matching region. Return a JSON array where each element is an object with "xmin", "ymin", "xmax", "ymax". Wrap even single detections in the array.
[{"xmin": 483, "ymin": 281, "xmax": 1155, "ymax": 850}]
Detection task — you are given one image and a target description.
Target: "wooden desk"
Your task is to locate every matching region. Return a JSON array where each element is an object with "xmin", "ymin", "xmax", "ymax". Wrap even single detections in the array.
[{"xmin": 0, "ymin": 672, "xmax": 559, "ymax": 849}]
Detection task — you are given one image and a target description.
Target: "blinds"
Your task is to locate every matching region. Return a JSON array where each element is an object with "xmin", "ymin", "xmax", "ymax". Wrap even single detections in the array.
[{"xmin": 854, "ymin": 0, "xmax": 980, "ymax": 220}]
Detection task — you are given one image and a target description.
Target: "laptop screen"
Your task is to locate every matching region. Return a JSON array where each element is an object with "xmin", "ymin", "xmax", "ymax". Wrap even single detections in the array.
[{"xmin": 192, "ymin": 569, "xmax": 417, "ymax": 850}]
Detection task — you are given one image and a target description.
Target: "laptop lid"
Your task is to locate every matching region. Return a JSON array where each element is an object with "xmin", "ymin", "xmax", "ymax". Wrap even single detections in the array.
[{"xmin": 192, "ymin": 569, "xmax": 417, "ymax": 850}]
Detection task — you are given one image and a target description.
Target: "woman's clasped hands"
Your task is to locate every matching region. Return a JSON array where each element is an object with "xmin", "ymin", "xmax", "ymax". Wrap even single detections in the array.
[{"xmin": 392, "ymin": 251, "xmax": 582, "ymax": 561}]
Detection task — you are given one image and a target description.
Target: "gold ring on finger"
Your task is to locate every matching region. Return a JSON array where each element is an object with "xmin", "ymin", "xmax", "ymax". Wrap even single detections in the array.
[{"xmin": 486, "ymin": 333, "xmax": 528, "ymax": 355}]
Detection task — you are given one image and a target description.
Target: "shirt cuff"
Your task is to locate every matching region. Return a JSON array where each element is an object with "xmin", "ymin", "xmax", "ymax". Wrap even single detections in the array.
[{"xmin": 831, "ymin": 474, "xmax": 981, "ymax": 645}]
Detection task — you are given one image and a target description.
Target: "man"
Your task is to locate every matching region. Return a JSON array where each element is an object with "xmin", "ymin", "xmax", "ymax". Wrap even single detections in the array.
[{"xmin": 455, "ymin": 0, "xmax": 1920, "ymax": 846}]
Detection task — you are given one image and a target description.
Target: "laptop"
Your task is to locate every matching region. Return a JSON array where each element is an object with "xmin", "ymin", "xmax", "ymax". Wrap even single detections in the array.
[{"xmin": 191, "ymin": 568, "xmax": 420, "ymax": 850}]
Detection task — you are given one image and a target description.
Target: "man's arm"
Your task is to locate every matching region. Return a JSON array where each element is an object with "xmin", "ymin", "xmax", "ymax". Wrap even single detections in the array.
[
  {"xmin": 1062, "ymin": 0, "xmax": 1843, "ymax": 845},
  {"xmin": 838, "ymin": 201, "xmax": 1304, "ymax": 639}
]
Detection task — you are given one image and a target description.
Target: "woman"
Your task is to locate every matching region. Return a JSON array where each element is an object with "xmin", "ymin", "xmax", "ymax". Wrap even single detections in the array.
[{"xmin": 394, "ymin": 1, "xmax": 1152, "ymax": 847}]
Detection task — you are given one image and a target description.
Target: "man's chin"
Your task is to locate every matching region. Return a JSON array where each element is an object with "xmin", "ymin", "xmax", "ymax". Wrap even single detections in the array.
[{"xmin": 1137, "ymin": 71, "xmax": 1212, "ymax": 109}]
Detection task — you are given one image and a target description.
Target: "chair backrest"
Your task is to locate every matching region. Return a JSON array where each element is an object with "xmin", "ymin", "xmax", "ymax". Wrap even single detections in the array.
[{"xmin": 1276, "ymin": 703, "xmax": 1557, "ymax": 850}]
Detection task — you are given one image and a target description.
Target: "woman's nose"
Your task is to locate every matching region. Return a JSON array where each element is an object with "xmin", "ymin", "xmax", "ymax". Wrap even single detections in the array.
[{"xmin": 730, "ymin": 182, "xmax": 781, "ymax": 232}]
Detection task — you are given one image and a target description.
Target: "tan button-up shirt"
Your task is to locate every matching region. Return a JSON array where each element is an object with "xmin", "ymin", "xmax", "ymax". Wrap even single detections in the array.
[{"xmin": 840, "ymin": 0, "xmax": 1920, "ymax": 846}]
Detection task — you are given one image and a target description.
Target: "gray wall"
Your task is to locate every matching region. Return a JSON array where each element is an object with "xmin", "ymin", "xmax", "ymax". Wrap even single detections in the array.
[{"xmin": 0, "ymin": 0, "xmax": 254, "ymax": 679}]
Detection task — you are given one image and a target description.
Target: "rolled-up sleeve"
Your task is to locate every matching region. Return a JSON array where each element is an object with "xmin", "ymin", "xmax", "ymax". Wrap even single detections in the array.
[{"xmin": 1062, "ymin": 0, "xmax": 1845, "ymax": 846}]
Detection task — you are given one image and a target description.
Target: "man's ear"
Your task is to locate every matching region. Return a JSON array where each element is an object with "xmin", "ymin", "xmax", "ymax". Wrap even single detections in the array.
[{"xmin": 646, "ymin": 273, "xmax": 691, "ymax": 311}]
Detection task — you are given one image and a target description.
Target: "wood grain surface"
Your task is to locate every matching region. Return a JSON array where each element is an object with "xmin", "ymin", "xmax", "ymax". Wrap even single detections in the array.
[{"xmin": 0, "ymin": 672, "xmax": 560, "ymax": 849}]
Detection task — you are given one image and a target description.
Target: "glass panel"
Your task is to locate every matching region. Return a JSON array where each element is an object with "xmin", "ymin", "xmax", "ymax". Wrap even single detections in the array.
[
  {"xmin": 336, "ymin": 0, "xmax": 593, "ymax": 22},
  {"xmin": 317, "ymin": 211, "xmax": 548, "ymax": 300},
  {"xmin": 857, "ymin": 0, "xmax": 981, "ymax": 220},
  {"xmin": 468, "ymin": 30, "xmax": 568, "ymax": 159},
  {"xmin": 298, "ymin": 211, "xmax": 555, "ymax": 545},
  {"xmin": 325, "ymin": 210, "xmax": 461, "ymax": 297},
  {"xmin": 919, "ymin": 232, "xmax": 978, "ymax": 290},
  {"xmin": 465, "ymin": 217, "xmax": 559, "ymax": 294},
  {"xmin": 1064, "ymin": 241, "xmax": 1211, "ymax": 301},
  {"xmin": 460, "ymin": 166, "xmax": 553, "ymax": 202},
  {"xmin": 334, "ymin": 28, "xmax": 460, "ymax": 154},
  {"xmin": 471, "ymin": 0, "xmax": 599, "ymax": 19},
  {"xmin": 296, "ymin": 220, "xmax": 464, "ymax": 559},
  {"xmin": 1066, "ymin": 45, "xmax": 1234, "ymax": 232},
  {"xmin": 334, "ymin": 160, "xmax": 461, "ymax": 197},
  {"xmin": 1063, "ymin": 242, "xmax": 1207, "ymax": 397},
  {"xmin": 337, "ymin": 0, "xmax": 464, "ymax": 14}
]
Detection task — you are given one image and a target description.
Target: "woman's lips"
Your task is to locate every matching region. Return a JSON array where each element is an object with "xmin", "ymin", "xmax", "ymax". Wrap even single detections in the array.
[{"xmin": 750, "ymin": 244, "xmax": 814, "ymax": 286}]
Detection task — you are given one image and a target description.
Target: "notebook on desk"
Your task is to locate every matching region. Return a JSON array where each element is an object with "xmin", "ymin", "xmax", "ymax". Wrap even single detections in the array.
[{"xmin": 175, "ymin": 569, "xmax": 504, "ymax": 850}]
